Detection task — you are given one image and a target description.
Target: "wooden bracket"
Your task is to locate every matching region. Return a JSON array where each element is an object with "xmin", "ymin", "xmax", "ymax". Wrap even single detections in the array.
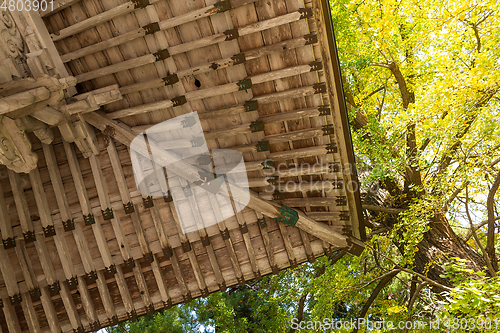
[
  {"xmin": 101, "ymin": 208, "xmax": 114, "ymax": 220},
  {"xmin": 104, "ymin": 264, "xmax": 117, "ymax": 277},
  {"xmin": 214, "ymin": 0, "xmax": 231, "ymax": 13},
  {"xmin": 231, "ymin": 52, "xmax": 246, "ymax": 65},
  {"xmin": 256, "ymin": 140, "xmax": 270, "ymax": 152},
  {"xmin": 322, "ymin": 124, "xmax": 334, "ymax": 135},
  {"xmin": 127, "ymin": 310, "xmax": 137, "ymax": 321},
  {"xmin": 143, "ymin": 22, "xmax": 160, "ymax": 35},
  {"xmin": 123, "ymin": 258, "xmax": 135, "ymax": 269},
  {"xmin": 239, "ymin": 223, "xmax": 248, "ymax": 234},
  {"xmin": 298, "ymin": 7, "xmax": 313, "ymax": 19},
  {"xmin": 267, "ymin": 176, "xmax": 280, "ymax": 186},
  {"xmin": 2, "ymin": 237, "xmax": 15, "ymax": 249},
  {"xmin": 237, "ymin": 78, "xmax": 252, "ymax": 91},
  {"xmin": 258, "ymin": 217, "xmax": 267, "ymax": 228},
  {"xmin": 329, "ymin": 162, "xmax": 341, "ymax": 173},
  {"xmin": 23, "ymin": 231, "xmax": 36, "ymax": 243},
  {"xmin": 145, "ymin": 304, "xmax": 155, "ymax": 315},
  {"xmin": 67, "ymin": 276, "xmax": 78, "ymax": 289},
  {"xmin": 313, "ymin": 82, "xmax": 327, "ymax": 94},
  {"xmin": 85, "ymin": 271, "xmax": 97, "ymax": 284},
  {"xmin": 221, "ymin": 228, "xmax": 230, "ymax": 240},
  {"xmin": 340, "ymin": 211, "xmax": 350, "ymax": 220},
  {"xmin": 262, "ymin": 159, "xmax": 275, "ymax": 170},
  {"xmin": 132, "ymin": 0, "xmax": 150, "ymax": 8},
  {"xmin": 142, "ymin": 196, "xmax": 154, "ymax": 208},
  {"xmin": 153, "ymin": 49, "xmax": 170, "ymax": 61},
  {"xmin": 181, "ymin": 241, "xmax": 191, "ymax": 253},
  {"xmin": 123, "ymin": 202, "xmax": 135, "ymax": 214},
  {"xmin": 83, "ymin": 213, "xmax": 95, "ymax": 226},
  {"xmin": 162, "ymin": 74, "xmax": 179, "ymax": 86},
  {"xmin": 164, "ymin": 190, "xmax": 173, "ymax": 202},
  {"xmin": 272, "ymin": 190, "xmax": 285, "ymax": 201},
  {"xmin": 318, "ymin": 105, "xmax": 330, "ymax": 116},
  {"xmin": 109, "ymin": 316, "xmax": 119, "ymax": 326},
  {"xmin": 190, "ymin": 136, "xmax": 205, "ymax": 147},
  {"xmin": 63, "ymin": 219, "xmax": 75, "ymax": 231},
  {"xmin": 42, "ymin": 224, "xmax": 56, "ymax": 238},
  {"xmin": 250, "ymin": 120, "xmax": 264, "ymax": 132},
  {"xmin": 224, "ymin": 28, "xmax": 239, "ymax": 41},
  {"xmin": 309, "ymin": 60, "xmax": 323, "ymax": 71},
  {"xmin": 181, "ymin": 115, "xmax": 196, "ymax": 127},
  {"xmin": 29, "ymin": 287, "xmax": 41, "ymax": 301},
  {"xmin": 346, "ymin": 237, "xmax": 365, "ymax": 256},
  {"xmin": 275, "ymin": 204, "xmax": 298, "ymax": 227},
  {"xmin": 89, "ymin": 321, "xmax": 101, "ymax": 331},
  {"xmin": 143, "ymin": 252, "xmax": 154, "ymax": 264},
  {"xmin": 48, "ymin": 281, "xmax": 60, "ymax": 293},
  {"xmin": 336, "ymin": 196, "xmax": 347, "ymax": 206},
  {"xmin": 163, "ymin": 246, "xmax": 173, "ymax": 259},
  {"xmin": 200, "ymin": 234, "xmax": 211, "ymax": 247},
  {"xmin": 304, "ymin": 33, "xmax": 318, "ymax": 45},
  {"xmin": 326, "ymin": 143, "xmax": 337, "ymax": 154},
  {"xmin": 244, "ymin": 100, "xmax": 259, "ymax": 112},
  {"xmin": 171, "ymin": 95, "xmax": 187, "ymax": 107},
  {"xmin": 9, "ymin": 293, "xmax": 22, "ymax": 305}
]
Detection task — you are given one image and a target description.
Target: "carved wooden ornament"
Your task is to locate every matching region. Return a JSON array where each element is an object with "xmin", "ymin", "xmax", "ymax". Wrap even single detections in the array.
[{"xmin": 0, "ymin": 116, "xmax": 37, "ymax": 173}]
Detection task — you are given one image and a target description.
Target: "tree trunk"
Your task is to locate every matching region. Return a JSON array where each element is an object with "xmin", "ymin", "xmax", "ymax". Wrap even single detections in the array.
[{"xmin": 411, "ymin": 215, "xmax": 487, "ymax": 292}]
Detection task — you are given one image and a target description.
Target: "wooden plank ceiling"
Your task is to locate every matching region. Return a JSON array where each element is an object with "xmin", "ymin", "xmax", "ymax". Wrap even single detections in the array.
[{"xmin": 0, "ymin": 0, "xmax": 365, "ymax": 331}]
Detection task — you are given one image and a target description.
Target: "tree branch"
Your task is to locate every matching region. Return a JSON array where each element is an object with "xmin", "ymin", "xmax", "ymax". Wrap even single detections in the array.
[
  {"xmin": 465, "ymin": 186, "xmax": 496, "ymax": 276},
  {"xmin": 288, "ymin": 292, "xmax": 308, "ymax": 333},
  {"xmin": 464, "ymin": 216, "xmax": 500, "ymax": 241},
  {"xmin": 486, "ymin": 169, "xmax": 500, "ymax": 271},
  {"xmin": 363, "ymin": 204, "xmax": 405, "ymax": 214},
  {"xmin": 403, "ymin": 281, "xmax": 429, "ymax": 333},
  {"xmin": 351, "ymin": 269, "xmax": 401, "ymax": 333}
]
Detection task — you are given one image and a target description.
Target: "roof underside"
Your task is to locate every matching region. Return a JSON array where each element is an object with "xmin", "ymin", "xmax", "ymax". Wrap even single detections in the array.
[{"xmin": 0, "ymin": 0, "xmax": 364, "ymax": 331}]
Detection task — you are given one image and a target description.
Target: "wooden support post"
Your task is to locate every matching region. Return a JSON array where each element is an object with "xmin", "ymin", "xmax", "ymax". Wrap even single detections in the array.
[
  {"xmin": 2, "ymin": 296, "xmax": 22, "ymax": 333},
  {"xmin": 0, "ymin": 245, "xmax": 21, "ymax": 304},
  {"xmin": 30, "ymin": 167, "xmax": 78, "ymax": 285},
  {"xmin": 59, "ymin": 281, "xmax": 83, "ymax": 332},
  {"xmin": 39, "ymin": 286, "xmax": 62, "ymax": 333},
  {"xmin": 77, "ymin": 276, "xmax": 99, "ymax": 331},
  {"xmin": 20, "ymin": 292, "xmax": 41, "ymax": 333},
  {"xmin": 95, "ymin": 271, "xmax": 118, "ymax": 325},
  {"xmin": 150, "ymin": 254, "xmax": 171, "ymax": 308},
  {"xmin": 8, "ymin": 171, "xmax": 35, "ymax": 243},
  {"xmin": 107, "ymin": 139, "xmax": 153, "ymax": 261},
  {"xmin": 255, "ymin": 213, "xmax": 279, "ymax": 274}
]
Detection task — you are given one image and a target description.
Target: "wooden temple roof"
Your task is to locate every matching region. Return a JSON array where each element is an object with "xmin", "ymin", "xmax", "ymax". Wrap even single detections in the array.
[{"xmin": 0, "ymin": 0, "xmax": 365, "ymax": 331}]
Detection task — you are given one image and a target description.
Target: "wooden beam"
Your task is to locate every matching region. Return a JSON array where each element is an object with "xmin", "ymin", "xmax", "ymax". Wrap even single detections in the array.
[
  {"xmin": 39, "ymin": 286, "xmax": 62, "ymax": 333},
  {"xmin": 58, "ymin": 0, "xmax": 257, "ymax": 62},
  {"xmin": 0, "ymin": 87, "xmax": 50, "ymax": 115},
  {"xmin": 51, "ymin": 1, "xmax": 142, "ymax": 42},
  {"xmin": 20, "ymin": 292, "xmax": 41, "ymax": 333},
  {"xmin": 84, "ymin": 113, "xmax": 353, "ymax": 249},
  {"xmin": 8, "ymin": 170, "xmax": 35, "ymax": 242},
  {"xmin": 0, "ymin": 245, "xmax": 21, "ymax": 303},
  {"xmin": 2, "ymin": 296, "xmax": 22, "ymax": 333}
]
